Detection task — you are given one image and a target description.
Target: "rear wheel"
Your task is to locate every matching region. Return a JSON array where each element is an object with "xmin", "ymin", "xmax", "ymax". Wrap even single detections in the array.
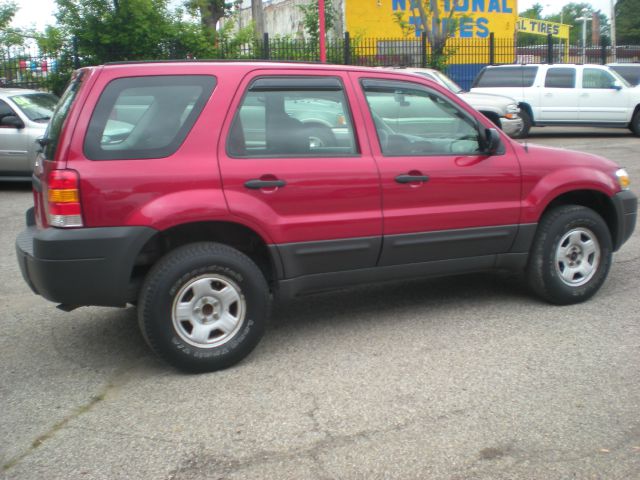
[
  {"xmin": 138, "ymin": 242, "xmax": 270, "ymax": 372},
  {"xmin": 526, "ymin": 205, "xmax": 612, "ymax": 305}
]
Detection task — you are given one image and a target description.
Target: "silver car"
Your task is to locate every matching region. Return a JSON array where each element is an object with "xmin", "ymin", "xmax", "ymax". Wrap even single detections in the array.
[{"xmin": 0, "ymin": 88, "xmax": 59, "ymax": 181}]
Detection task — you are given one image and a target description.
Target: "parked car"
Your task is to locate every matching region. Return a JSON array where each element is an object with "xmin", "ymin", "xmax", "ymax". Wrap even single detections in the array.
[
  {"xmin": 607, "ymin": 63, "xmax": 640, "ymax": 86},
  {"xmin": 16, "ymin": 62, "xmax": 637, "ymax": 372},
  {"xmin": 0, "ymin": 88, "xmax": 59, "ymax": 181},
  {"xmin": 471, "ymin": 64, "xmax": 640, "ymax": 138},
  {"xmin": 387, "ymin": 67, "xmax": 525, "ymax": 138}
]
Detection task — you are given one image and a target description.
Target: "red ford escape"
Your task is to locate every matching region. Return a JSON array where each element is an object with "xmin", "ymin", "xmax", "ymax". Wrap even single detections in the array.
[{"xmin": 16, "ymin": 62, "xmax": 637, "ymax": 372}]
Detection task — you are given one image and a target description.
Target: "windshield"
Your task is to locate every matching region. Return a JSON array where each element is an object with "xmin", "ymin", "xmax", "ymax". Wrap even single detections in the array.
[
  {"xmin": 608, "ymin": 68, "xmax": 632, "ymax": 88},
  {"xmin": 433, "ymin": 71, "xmax": 464, "ymax": 93},
  {"xmin": 9, "ymin": 93, "xmax": 59, "ymax": 122}
]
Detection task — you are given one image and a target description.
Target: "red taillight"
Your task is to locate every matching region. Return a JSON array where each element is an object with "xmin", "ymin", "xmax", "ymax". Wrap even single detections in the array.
[{"xmin": 45, "ymin": 169, "xmax": 83, "ymax": 228}]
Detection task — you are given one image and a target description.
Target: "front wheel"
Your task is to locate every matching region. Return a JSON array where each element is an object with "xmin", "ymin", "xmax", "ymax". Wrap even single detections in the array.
[
  {"xmin": 526, "ymin": 205, "xmax": 612, "ymax": 305},
  {"xmin": 630, "ymin": 110, "xmax": 640, "ymax": 136},
  {"xmin": 138, "ymin": 242, "xmax": 270, "ymax": 372},
  {"xmin": 512, "ymin": 109, "xmax": 532, "ymax": 139}
]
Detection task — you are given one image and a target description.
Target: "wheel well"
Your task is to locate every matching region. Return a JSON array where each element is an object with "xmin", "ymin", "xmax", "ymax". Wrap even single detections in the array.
[
  {"xmin": 480, "ymin": 111, "xmax": 501, "ymax": 127},
  {"xmin": 543, "ymin": 190, "xmax": 618, "ymax": 245},
  {"xmin": 631, "ymin": 104, "xmax": 640, "ymax": 127},
  {"xmin": 131, "ymin": 222, "xmax": 276, "ymax": 292},
  {"xmin": 518, "ymin": 103, "xmax": 533, "ymax": 124}
]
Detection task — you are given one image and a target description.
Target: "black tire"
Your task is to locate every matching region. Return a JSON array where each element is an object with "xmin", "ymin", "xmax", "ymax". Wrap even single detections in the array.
[
  {"xmin": 630, "ymin": 110, "xmax": 640, "ymax": 136},
  {"xmin": 526, "ymin": 205, "xmax": 612, "ymax": 305},
  {"xmin": 512, "ymin": 109, "xmax": 532, "ymax": 139},
  {"xmin": 138, "ymin": 242, "xmax": 270, "ymax": 372}
]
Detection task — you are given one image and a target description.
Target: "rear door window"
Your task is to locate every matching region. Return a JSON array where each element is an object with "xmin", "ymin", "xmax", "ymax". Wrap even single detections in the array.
[
  {"xmin": 227, "ymin": 76, "xmax": 358, "ymax": 158},
  {"xmin": 473, "ymin": 66, "xmax": 538, "ymax": 88},
  {"xmin": 544, "ymin": 68, "xmax": 576, "ymax": 88},
  {"xmin": 84, "ymin": 75, "xmax": 216, "ymax": 160}
]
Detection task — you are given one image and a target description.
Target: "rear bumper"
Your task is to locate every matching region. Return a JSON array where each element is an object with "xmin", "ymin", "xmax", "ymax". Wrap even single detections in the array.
[
  {"xmin": 612, "ymin": 190, "xmax": 637, "ymax": 251},
  {"xmin": 16, "ymin": 216, "xmax": 156, "ymax": 307}
]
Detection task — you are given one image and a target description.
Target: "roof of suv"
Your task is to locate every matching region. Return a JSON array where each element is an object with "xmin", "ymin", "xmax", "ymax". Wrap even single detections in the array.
[
  {"xmin": 482, "ymin": 64, "xmax": 610, "ymax": 68},
  {"xmin": 0, "ymin": 87, "xmax": 43, "ymax": 97},
  {"xmin": 94, "ymin": 61, "xmax": 460, "ymax": 82}
]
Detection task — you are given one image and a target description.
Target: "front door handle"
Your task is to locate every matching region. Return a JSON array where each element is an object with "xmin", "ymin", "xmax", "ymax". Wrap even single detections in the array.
[
  {"xmin": 395, "ymin": 174, "xmax": 430, "ymax": 184},
  {"xmin": 244, "ymin": 179, "xmax": 287, "ymax": 189}
]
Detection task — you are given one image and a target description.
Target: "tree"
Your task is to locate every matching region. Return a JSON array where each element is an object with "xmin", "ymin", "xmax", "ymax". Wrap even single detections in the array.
[
  {"xmin": 298, "ymin": 0, "xmax": 337, "ymax": 43},
  {"xmin": 251, "ymin": 0, "xmax": 264, "ymax": 40},
  {"xmin": 185, "ymin": 0, "xmax": 241, "ymax": 34},
  {"xmin": 55, "ymin": 0, "xmax": 184, "ymax": 62},
  {"xmin": 519, "ymin": 3, "xmax": 544, "ymax": 19},
  {"xmin": 0, "ymin": 1, "xmax": 27, "ymax": 47},
  {"xmin": 518, "ymin": 2, "xmax": 609, "ymax": 45},
  {"xmin": 544, "ymin": 3, "xmax": 608, "ymax": 44},
  {"xmin": 616, "ymin": 0, "xmax": 640, "ymax": 44}
]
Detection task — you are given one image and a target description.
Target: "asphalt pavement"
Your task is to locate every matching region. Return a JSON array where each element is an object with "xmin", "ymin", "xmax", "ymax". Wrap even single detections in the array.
[{"xmin": 1, "ymin": 127, "xmax": 639, "ymax": 479}]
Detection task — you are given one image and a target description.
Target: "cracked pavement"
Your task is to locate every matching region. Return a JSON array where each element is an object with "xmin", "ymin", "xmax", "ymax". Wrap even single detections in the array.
[{"xmin": 1, "ymin": 127, "xmax": 639, "ymax": 479}]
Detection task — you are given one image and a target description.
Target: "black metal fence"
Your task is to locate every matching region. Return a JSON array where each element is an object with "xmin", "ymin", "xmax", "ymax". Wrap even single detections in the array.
[{"xmin": 3, "ymin": 33, "xmax": 640, "ymax": 93}]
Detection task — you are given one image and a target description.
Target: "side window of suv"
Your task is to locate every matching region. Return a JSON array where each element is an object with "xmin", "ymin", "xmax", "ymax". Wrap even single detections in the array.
[
  {"xmin": 362, "ymin": 79, "xmax": 481, "ymax": 156},
  {"xmin": 473, "ymin": 66, "xmax": 538, "ymax": 88},
  {"xmin": 84, "ymin": 75, "xmax": 216, "ymax": 160},
  {"xmin": 583, "ymin": 69, "xmax": 617, "ymax": 89},
  {"xmin": 227, "ymin": 76, "xmax": 357, "ymax": 158},
  {"xmin": 545, "ymin": 68, "xmax": 576, "ymax": 88}
]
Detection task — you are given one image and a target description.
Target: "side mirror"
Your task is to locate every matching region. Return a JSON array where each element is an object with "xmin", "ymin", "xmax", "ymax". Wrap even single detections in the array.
[
  {"xmin": 612, "ymin": 81, "xmax": 623, "ymax": 91},
  {"xmin": 0, "ymin": 115, "xmax": 25, "ymax": 129},
  {"xmin": 480, "ymin": 128, "xmax": 502, "ymax": 155}
]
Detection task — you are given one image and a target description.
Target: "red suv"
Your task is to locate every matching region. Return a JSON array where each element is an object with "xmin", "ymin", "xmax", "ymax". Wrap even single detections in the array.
[{"xmin": 16, "ymin": 62, "xmax": 637, "ymax": 372}]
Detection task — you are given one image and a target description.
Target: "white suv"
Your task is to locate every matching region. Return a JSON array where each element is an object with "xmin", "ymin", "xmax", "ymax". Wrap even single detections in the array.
[{"xmin": 471, "ymin": 64, "xmax": 640, "ymax": 138}]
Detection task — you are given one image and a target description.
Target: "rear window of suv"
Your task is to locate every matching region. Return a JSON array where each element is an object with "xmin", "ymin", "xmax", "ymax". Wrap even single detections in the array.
[
  {"xmin": 84, "ymin": 75, "xmax": 216, "ymax": 160},
  {"xmin": 473, "ymin": 66, "xmax": 538, "ymax": 88},
  {"xmin": 43, "ymin": 72, "xmax": 83, "ymax": 160}
]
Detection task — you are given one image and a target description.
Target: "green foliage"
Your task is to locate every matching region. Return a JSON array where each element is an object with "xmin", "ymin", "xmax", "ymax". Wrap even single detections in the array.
[
  {"xmin": 55, "ymin": 0, "xmax": 184, "ymax": 63},
  {"xmin": 297, "ymin": 0, "xmax": 337, "ymax": 43},
  {"xmin": 409, "ymin": 0, "xmax": 466, "ymax": 70},
  {"xmin": 616, "ymin": 0, "xmax": 640, "ymax": 44},
  {"xmin": 185, "ymin": 0, "xmax": 241, "ymax": 32},
  {"xmin": 35, "ymin": 26, "xmax": 65, "ymax": 56},
  {"xmin": 519, "ymin": 3, "xmax": 544, "ymax": 19},
  {"xmin": 392, "ymin": 11, "xmax": 413, "ymax": 39},
  {"xmin": 0, "ymin": 1, "xmax": 26, "ymax": 47},
  {"xmin": 517, "ymin": 2, "xmax": 609, "ymax": 45}
]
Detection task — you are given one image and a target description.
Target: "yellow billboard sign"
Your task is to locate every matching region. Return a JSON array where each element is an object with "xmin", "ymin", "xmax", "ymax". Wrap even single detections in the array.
[
  {"xmin": 345, "ymin": 0, "xmax": 518, "ymax": 39},
  {"xmin": 516, "ymin": 17, "xmax": 570, "ymax": 39}
]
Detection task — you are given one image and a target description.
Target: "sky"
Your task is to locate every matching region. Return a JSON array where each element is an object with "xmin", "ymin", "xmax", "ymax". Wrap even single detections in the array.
[{"xmin": 10, "ymin": 0, "xmax": 617, "ymax": 32}]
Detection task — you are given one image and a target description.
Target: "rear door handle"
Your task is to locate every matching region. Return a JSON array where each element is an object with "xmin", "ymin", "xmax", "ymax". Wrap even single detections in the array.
[
  {"xmin": 244, "ymin": 179, "xmax": 287, "ymax": 189},
  {"xmin": 395, "ymin": 174, "xmax": 430, "ymax": 184}
]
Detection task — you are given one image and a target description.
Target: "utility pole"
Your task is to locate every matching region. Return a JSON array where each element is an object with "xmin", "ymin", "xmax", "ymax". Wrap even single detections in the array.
[
  {"xmin": 577, "ymin": 9, "xmax": 592, "ymax": 63},
  {"xmin": 319, "ymin": 0, "xmax": 326, "ymax": 62},
  {"xmin": 610, "ymin": 0, "xmax": 617, "ymax": 62}
]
